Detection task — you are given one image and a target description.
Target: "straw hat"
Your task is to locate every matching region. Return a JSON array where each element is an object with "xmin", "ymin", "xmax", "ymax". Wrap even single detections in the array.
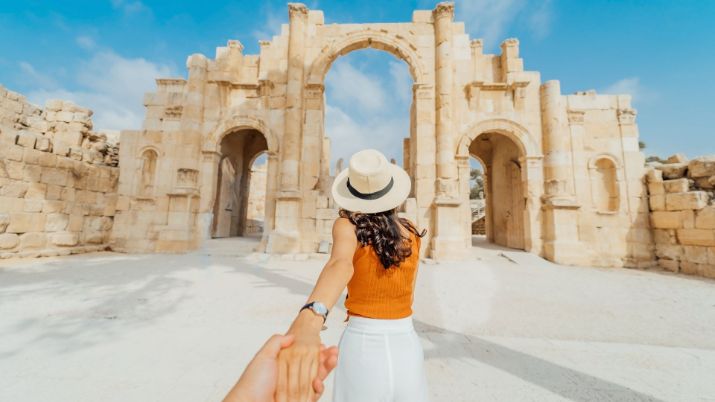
[{"xmin": 331, "ymin": 149, "xmax": 411, "ymax": 214}]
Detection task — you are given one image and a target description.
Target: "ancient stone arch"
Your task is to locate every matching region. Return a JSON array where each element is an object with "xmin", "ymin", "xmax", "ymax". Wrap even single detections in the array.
[
  {"xmin": 306, "ymin": 29, "xmax": 427, "ymax": 85},
  {"xmin": 112, "ymin": 2, "xmax": 650, "ymax": 267},
  {"xmin": 206, "ymin": 115, "xmax": 279, "ymax": 156}
]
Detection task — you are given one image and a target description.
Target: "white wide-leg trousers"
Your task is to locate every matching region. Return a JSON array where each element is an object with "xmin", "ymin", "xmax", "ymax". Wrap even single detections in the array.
[{"xmin": 332, "ymin": 315, "xmax": 430, "ymax": 402}]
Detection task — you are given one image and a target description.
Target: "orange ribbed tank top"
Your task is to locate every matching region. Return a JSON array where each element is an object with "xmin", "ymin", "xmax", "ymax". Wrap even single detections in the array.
[{"xmin": 345, "ymin": 231, "xmax": 422, "ymax": 320}]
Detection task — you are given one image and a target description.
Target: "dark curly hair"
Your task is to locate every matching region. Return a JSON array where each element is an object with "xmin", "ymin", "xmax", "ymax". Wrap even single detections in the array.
[{"xmin": 339, "ymin": 208, "xmax": 426, "ymax": 269}]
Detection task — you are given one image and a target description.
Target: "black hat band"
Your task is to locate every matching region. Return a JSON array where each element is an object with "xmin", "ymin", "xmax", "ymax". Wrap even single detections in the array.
[{"xmin": 346, "ymin": 177, "xmax": 394, "ymax": 200}]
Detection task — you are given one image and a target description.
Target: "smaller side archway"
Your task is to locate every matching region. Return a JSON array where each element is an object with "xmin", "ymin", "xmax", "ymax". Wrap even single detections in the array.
[{"xmin": 457, "ymin": 119, "xmax": 541, "ymax": 252}]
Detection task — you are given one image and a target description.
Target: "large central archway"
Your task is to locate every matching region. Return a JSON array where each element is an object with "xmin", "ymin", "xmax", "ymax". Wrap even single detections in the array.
[{"xmin": 299, "ymin": 29, "xmax": 434, "ymax": 245}]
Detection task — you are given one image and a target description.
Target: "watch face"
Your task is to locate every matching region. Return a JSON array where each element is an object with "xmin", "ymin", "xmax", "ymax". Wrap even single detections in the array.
[{"xmin": 312, "ymin": 302, "xmax": 328, "ymax": 315}]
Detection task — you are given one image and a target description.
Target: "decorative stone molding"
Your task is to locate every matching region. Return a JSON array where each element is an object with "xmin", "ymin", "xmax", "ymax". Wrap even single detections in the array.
[
  {"xmin": 617, "ymin": 108, "xmax": 637, "ymax": 125},
  {"xmin": 567, "ymin": 110, "xmax": 585, "ymax": 124}
]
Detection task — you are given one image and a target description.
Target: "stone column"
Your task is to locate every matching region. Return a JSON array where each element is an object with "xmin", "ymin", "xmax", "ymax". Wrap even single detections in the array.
[
  {"xmin": 540, "ymin": 80, "xmax": 581, "ymax": 264},
  {"xmin": 281, "ymin": 2, "xmax": 308, "ymax": 192},
  {"xmin": 433, "ymin": 2, "xmax": 458, "ymax": 197},
  {"xmin": 269, "ymin": 3, "xmax": 308, "ymax": 253},
  {"xmin": 430, "ymin": 2, "xmax": 464, "ymax": 260}
]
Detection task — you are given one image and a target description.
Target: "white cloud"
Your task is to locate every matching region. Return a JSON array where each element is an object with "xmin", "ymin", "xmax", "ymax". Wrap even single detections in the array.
[
  {"xmin": 600, "ymin": 77, "xmax": 657, "ymax": 105},
  {"xmin": 75, "ymin": 35, "xmax": 96, "ymax": 50},
  {"xmin": 110, "ymin": 0, "xmax": 149, "ymax": 15},
  {"xmin": 527, "ymin": 0, "xmax": 553, "ymax": 39},
  {"xmin": 19, "ymin": 61, "xmax": 57, "ymax": 88},
  {"xmin": 456, "ymin": 0, "xmax": 554, "ymax": 48},
  {"xmin": 389, "ymin": 61, "xmax": 411, "ymax": 104},
  {"xmin": 325, "ymin": 103, "xmax": 406, "ymax": 172},
  {"xmin": 325, "ymin": 61, "xmax": 387, "ymax": 113},
  {"xmin": 26, "ymin": 50, "xmax": 176, "ymax": 130},
  {"xmin": 251, "ymin": 5, "xmax": 287, "ymax": 42}
]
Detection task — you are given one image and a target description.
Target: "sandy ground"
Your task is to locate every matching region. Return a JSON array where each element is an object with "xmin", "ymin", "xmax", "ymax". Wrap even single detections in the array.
[{"xmin": 1, "ymin": 236, "xmax": 715, "ymax": 402}]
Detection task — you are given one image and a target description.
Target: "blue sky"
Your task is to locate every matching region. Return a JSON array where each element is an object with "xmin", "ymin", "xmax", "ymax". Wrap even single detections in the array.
[{"xmin": 1, "ymin": 0, "xmax": 713, "ymax": 166}]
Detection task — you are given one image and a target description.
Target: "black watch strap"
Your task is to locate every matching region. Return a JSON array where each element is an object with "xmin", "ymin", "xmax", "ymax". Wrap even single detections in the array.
[{"xmin": 300, "ymin": 301, "xmax": 328, "ymax": 323}]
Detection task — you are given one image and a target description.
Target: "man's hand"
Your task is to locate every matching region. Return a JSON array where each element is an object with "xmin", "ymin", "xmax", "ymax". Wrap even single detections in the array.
[{"xmin": 223, "ymin": 334, "xmax": 338, "ymax": 402}]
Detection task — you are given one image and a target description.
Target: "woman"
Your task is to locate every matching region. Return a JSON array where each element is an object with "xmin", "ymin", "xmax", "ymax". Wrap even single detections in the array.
[{"xmin": 276, "ymin": 149, "xmax": 430, "ymax": 402}]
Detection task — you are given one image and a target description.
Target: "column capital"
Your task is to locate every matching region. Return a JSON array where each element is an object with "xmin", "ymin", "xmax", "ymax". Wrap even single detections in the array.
[
  {"xmin": 288, "ymin": 3, "xmax": 308, "ymax": 18},
  {"xmin": 433, "ymin": 2, "xmax": 454, "ymax": 19},
  {"xmin": 617, "ymin": 108, "xmax": 637, "ymax": 125}
]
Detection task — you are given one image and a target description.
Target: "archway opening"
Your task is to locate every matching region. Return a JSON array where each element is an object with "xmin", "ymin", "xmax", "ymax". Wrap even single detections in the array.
[
  {"xmin": 321, "ymin": 48, "xmax": 414, "ymax": 193},
  {"xmin": 211, "ymin": 129, "xmax": 268, "ymax": 238},
  {"xmin": 468, "ymin": 132, "xmax": 526, "ymax": 250}
]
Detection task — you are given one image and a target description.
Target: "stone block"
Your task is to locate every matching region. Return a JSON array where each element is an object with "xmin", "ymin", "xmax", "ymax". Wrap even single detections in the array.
[
  {"xmin": 653, "ymin": 229, "xmax": 678, "ymax": 244},
  {"xmin": 649, "ymin": 211, "xmax": 682, "ymax": 229},
  {"xmin": 19, "ymin": 232, "xmax": 46, "ymax": 249},
  {"xmin": 688, "ymin": 156, "xmax": 715, "ymax": 178},
  {"xmin": 0, "ymin": 233, "xmax": 20, "ymax": 249},
  {"xmin": 23, "ymin": 148, "xmax": 45, "ymax": 165},
  {"xmin": 25, "ymin": 182, "xmax": 47, "ymax": 199},
  {"xmin": 35, "ymin": 136, "xmax": 51, "ymax": 152},
  {"xmin": 663, "ymin": 178, "xmax": 689, "ymax": 193},
  {"xmin": 15, "ymin": 131, "xmax": 37, "ymax": 148},
  {"xmin": 683, "ymin": 245, "xmax": 709, "ymax": 264},
  {"xmin": 655, "ymin": 243, "xmax": 681, "ymax": 260},
  {"xmin": 68, "ymin": 215, "xmax": 84, "ymax": 231},
  {"xmin": 645, "ymin": 168, "xmax": 662, "ymax": 183},
  {"xmin": 46, "ymin": 213, "xmax": 69, "ymax": 231},
  {"xmin": 657, "ymin": 258, "xmax": 679, "ymax": 272},
  {"xmin": 50, "ymin": 231, "xmax": 79, "ymax": 246},
  {"xmin": 53, "ymin": 141, "xmax": 71, "ymax": 157},
  {"xmin": 23, "ymin": 199, "xmax": 43, "ymax": 212},
  {"xmin": 646, "ymin": 181, "xmax": 664, "ymax": 195},
  {"xmin": 6, "ymin": 213, "xmax": 45, "ymax": 233},
  {"xmin": 22, "ymin": 164, "xmax": 42, "ymax": 182},
  {"xmin": 40, "ymin": 167, "xmax": 68, "ymax": 186},
  {"xmin": 0, "ymin": 180, "xmax": 28, "ymax": 197},
  {"xmin": 693, "ymin": 176, "xmax": 714, "ymax": 190},
  {"xmin": 4, "ymin": 160, "xmax": 23, "ymax": 179},
  {"xmin": 677, "ymin": 229, "xmax": 715, "ymax": 247},
  {"xmin": 46, "ymin": 184, "xmax": 62, "ymax": 200},
  {"xmin": 666, "ymin": 153, "xmax": 688, "ymax": 163},
  {"xmin": 695, "ymin": 206, "xmax": 715, "ymax": 229},
  {"xmin": 42, "ymin": 200, "xmax": 65, "ymax": 213},
  {"xmin": 679, "ymin": 261, "xmax": 699, "ymax": 275},
  {"xmin": 681, "ymin": 209, "xmax": 695, "ymax": 229},
  {"xmin": 702, "ymin": 264, "xmax": 715, "ymax": 279},
  {"xmin": 0, "ymin": 213, "xmax": 9, "ymax": 232},
  {"xmin": 708, "ymin": 247, "xmax": 715, "ymax": 265},
  {"xmin": 658, "ymin": 163, "xmax": 687, "ymax": 179},
  {"xmin": 0, "ymin": 196, "xmax": 24, "ymax": 213},
  {"xmin": 648, "ymin": 195, "xmax": 665, "ymax": 211},
  {"xmin": 665, "ymin": 192, "xmax": 708, "ymax": 211}
]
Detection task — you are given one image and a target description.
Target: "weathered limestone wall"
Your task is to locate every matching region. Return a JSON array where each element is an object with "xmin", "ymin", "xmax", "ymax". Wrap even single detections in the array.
[
  {"xmin": 0, "ymin": 85, "xmax": 119, "ymax": 258},
  {"xmin": 646, "ymin": 154, "xmax": 715, "ymax": 279}
]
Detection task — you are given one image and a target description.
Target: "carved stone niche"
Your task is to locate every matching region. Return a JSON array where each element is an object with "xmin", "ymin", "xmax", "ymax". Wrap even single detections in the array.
[{"xmin": 176, "ymin": 168, "xmax": 199, "ymax": 189}]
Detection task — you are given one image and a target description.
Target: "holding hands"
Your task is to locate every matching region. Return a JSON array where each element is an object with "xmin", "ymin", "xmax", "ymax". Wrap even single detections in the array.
[{"xmin": 223, "ymin": 332, "xmax": 338, "ymax": 402}]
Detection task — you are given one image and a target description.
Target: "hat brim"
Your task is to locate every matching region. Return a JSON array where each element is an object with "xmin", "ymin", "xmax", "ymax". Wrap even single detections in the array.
[{"xmin": 331, "ymin": 164, "xmax": 411, "ymax": 214}]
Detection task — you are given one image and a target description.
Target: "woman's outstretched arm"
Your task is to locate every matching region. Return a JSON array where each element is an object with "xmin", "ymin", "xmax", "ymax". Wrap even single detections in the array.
[{"xmin": 275, "ymin": 217, "xmax": 357, "ymax": 402}]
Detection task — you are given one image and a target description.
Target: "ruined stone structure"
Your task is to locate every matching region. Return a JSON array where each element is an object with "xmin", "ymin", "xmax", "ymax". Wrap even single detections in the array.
[
  {"xmin": 2, "ymin": 2, "xmax": 715, "ymax": 278},
  {"xmin": 645, "ymin": 155, "xmax": 715, "ymax": 277},
  {"xmin": 109, "ymin": 2, "xmax": 652, "ymax": 265},
  {"xmin": 0, "ymin": 86, "xmax": 119, "ymax": 257}
]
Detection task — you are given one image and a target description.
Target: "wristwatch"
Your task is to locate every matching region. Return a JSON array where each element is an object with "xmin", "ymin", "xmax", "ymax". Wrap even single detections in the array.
[{"xmin": 300, "ymin": 301, "xmax": 329, "ymax": 330}]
